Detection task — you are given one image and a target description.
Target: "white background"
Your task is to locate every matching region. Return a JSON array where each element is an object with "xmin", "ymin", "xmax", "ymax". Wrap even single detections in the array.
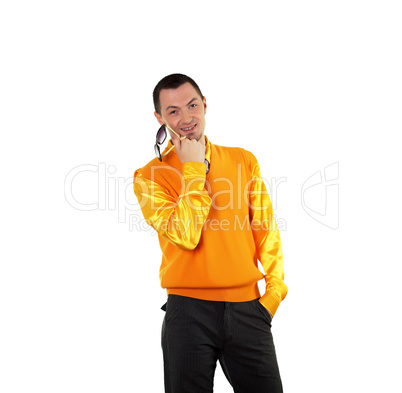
[{"xmin": 1, "ymin": 1, "xmax": 401, "ymax": 392}]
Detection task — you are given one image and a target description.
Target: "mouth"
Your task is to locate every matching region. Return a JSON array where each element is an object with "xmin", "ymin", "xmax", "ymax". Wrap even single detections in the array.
[{"xmin": 180, "ymin": 124, "xmax": 197, "ymax": 133}]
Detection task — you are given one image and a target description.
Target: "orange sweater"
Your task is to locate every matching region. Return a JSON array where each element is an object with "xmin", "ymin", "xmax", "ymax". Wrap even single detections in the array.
[{"xmin": 133, "ymin": 135, "xmax": 287, "ymax": 317}]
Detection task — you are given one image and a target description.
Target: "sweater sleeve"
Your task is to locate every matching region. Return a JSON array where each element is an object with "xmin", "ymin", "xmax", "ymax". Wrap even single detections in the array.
[
  {"xmin": 248, "ymin": 154, "xmax": 288, "ymax": 317},
  {"xmin": 133, "ymin": 162, "xmax": 212, "ymax": 251}
]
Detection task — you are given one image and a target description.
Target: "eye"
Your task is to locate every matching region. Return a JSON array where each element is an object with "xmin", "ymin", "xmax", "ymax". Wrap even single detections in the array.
[
  {"xmin": 189, "ymin": 104, "xmax": 197, "ymax": 109},
  {"xmin": 169, "ymin": 110, "xmax": 177, "ymax": 115}
]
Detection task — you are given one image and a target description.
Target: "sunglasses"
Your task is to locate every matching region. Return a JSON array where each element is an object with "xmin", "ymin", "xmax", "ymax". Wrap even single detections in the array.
[{"xmin": 154, "ymin": 124, "xmax": 186, "ymax": 161}]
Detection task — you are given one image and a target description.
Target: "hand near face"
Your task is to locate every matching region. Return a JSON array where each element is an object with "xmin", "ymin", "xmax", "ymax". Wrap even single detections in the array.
[{"xmin": 172, "ymin": 134, "xmax": 206, "ymax": 164}]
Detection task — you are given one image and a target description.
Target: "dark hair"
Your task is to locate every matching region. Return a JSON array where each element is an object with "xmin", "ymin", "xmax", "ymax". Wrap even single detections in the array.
[{"xmin": 153, "ymin": 73, "xmax": 204, "ymax": 115}]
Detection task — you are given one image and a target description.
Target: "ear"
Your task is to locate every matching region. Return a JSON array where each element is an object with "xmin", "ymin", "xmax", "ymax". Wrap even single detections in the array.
[
  {"xmin": 154, "ymin": 111, "xmax": 164, "ymax": 126},
  {"xmin": 203, "ymin": 97, "xmax": 207, "ymax": 114}
]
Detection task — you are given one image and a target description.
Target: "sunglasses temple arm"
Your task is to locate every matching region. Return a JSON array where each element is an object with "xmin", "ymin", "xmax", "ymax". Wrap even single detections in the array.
[
  {"xmin": 160, "ymin": 144, "xmax": 176, "ymax": 159},
  {"xmin": 165, "ymin": 124, "xmax": 186, "ymax": 140}
]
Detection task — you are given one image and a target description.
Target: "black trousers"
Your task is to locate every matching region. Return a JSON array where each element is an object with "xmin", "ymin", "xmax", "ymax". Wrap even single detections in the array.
[{"xmin": 161, "ymin": 295, "xmax": 283, "ymax": 393}]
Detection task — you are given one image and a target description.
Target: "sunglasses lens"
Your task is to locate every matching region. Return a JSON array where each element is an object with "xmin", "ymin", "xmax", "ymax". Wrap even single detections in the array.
[
  {"xmin": 154, "ymin": 144, "xmax": 162, "ymax": 160},
  {"xmin": 156, "ymin": 125, "xmax": 167, "ymax": 144}
]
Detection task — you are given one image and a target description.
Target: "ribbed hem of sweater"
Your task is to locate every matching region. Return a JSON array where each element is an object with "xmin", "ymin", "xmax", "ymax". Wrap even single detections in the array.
[{"xmin": 167, "ymin": 282, "xmax": 261, "ymax": 303}]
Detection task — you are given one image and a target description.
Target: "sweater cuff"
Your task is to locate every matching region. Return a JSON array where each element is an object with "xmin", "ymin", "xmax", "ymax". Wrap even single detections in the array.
[{"xmin": 259, "ymin": 292, "xmax": 281, "ymax": 318}]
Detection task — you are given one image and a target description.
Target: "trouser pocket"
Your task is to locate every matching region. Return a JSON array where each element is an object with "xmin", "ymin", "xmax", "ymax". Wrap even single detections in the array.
[
  {"xmin": 254, "ymin": 299, "xmax": 272, "ymax": 325},
  {"xmin": 161, "ymin": 295, "xmax": 185, "ymax": 326}
]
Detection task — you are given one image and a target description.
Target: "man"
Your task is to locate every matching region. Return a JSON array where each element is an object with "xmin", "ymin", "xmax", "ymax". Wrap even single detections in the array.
[{"xmin": 133, "ymin": 73, "xmax": 287, "ymax": 393}]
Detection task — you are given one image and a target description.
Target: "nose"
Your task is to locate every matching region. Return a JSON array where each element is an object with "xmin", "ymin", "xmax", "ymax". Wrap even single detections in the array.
[{"xmin": 181, "ymin": 109, "xmax": 192, "ymax": 124}]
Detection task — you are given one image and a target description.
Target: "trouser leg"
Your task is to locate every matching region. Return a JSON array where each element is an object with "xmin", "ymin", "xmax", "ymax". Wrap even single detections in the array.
[
  {"xmin": 219, "ymin": 299, "xmax": 283, "ymax": 393},
  {"xmin": 161, "ymin": 295, "xmax": 221, "ymax": 393}
]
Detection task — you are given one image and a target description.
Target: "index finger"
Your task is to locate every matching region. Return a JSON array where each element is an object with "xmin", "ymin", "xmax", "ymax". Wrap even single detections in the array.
[{"xmin": 171, "ymin": 132, "xmax": 182, "ymax": 150}]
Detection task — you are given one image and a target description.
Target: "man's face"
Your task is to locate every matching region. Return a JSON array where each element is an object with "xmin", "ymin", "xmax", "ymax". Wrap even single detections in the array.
[{"xmin": 154, "ymin": 82, "xmax": 207, "ymax": 141}]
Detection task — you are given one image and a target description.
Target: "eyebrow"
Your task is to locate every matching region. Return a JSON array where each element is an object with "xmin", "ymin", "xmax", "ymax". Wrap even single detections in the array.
[{"xmin": 165, "ymin": 98, "xmax": 199, "ymax": 112}]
